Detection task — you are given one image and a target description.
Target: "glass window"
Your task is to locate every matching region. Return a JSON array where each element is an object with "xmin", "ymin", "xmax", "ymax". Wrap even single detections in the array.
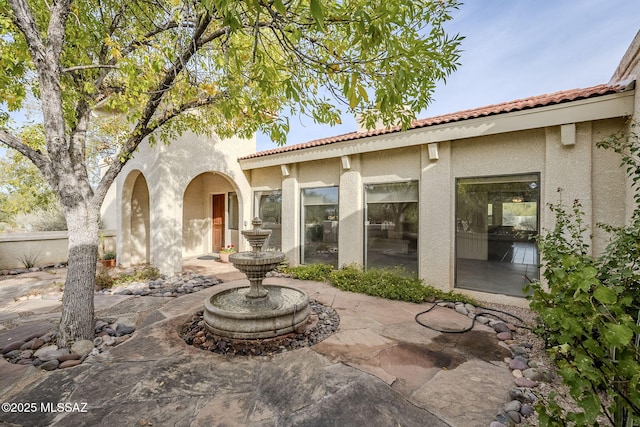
[
  {"xmin": 228, "ymin": 192, "xmax": 238, "ymax": 230},
  {"xmin": 456, "ymin": 174, "xmax": 540, "ymax": 297},
  {"xmin": 254, "ymin": 190, "xmax": 282, "ymax": 250},
  {"xmin": 301, "ymin": 187, "xmax": 339, "ymax": 267},
  {"xmin": 365, "ymin": 181, "xmax": 419, "ymax": 275}
]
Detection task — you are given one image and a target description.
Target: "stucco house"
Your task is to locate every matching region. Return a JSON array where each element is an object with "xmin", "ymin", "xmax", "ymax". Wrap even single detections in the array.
[{"xmin": 101, "ymin": 31, "xmax": 640, "ymax": 301}]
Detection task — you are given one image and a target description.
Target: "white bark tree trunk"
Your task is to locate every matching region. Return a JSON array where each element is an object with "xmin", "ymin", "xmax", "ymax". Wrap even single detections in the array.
[{"xmin": 57, "ymin": 203, "xmax": 100, "ymax": 347}]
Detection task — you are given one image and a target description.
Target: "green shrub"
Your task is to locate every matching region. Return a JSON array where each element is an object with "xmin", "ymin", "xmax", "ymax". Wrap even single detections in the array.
[
  {"xmin": 528, "ymin": 124, "xmax": 640, "ymax": 426},
  {"xmin": 284, "ymin": 263, "xmax": 474, "ymax": 304},
  {"xmin": 111, "ymin": 264, "xmax": 161, "ymax": 287},
  {"xmin": 283, "ymin": 263, "xmax": 334, "ymax": 281},
  {"xmin": 135, "ymin": 264, "xmax": 161, "ymax": 281}
]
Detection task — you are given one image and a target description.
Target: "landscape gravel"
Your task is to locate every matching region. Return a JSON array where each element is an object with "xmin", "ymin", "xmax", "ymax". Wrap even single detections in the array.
[{"xmin": 180, "ymin": 299, "xmax": 340, "ymax": 356}]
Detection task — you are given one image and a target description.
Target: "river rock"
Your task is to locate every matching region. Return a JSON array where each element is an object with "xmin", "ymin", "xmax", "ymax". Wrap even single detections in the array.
[
  {"xmin": 507, "ymin": 410, "xmax": 521, "ymax": 423},
  {"xmin": 509, "ymin": 356, "xmax": 529, "ymax": 371},
  {"xmin": 509, "ymin": 387, "xmax": 537, "ymax": 403},
  {"xmin": 31, "ymin": 337, "xmax": 46, "ymax": 350},
  {"xmin": 59, "ymin": 359, "xmax": 82, "ymax": 369},
  {"xmin": 492, "ymin": 322, "xmax": 511, "ymax": 333},
  {"xmin": 34, "ymin": 345, "xmax": 59, "ymax": 360},
  {"xmin": 58, "ymin": 353, "xmax": 82, "ymax": 362},
  {"xmin": 40, "ymin": 360, "xmax": 60, "ymax": 371},
  {"xmin": 520, "ymin": 403, "xmax": 535, "ymax": 417},
  {"xmin": 522, "ymin": 367, "xmax": 546, "ymax": 382},
  {"xmin": 504, "ymin": 399, "xmax": 521, "ymax": 412},
  {"xmin": 497, "ymin": 331, "xmax": 513, "ymax": 341},
  {"xmin": 71, "ymin": 340, "xmax": 95, "ymax": 357},
  {"xmin": 454, "ymin": 304, "xmax": 469, "ymax": 315},
  {"xmin": 20, "ymin": 341, "xmax": 34, "ymax": 351},
  {"xmin": 1, "ymin": 340, "xmax": 26, "ymax": 354}
]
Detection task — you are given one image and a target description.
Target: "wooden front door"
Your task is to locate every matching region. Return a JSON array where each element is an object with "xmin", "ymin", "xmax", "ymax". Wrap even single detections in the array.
[{"xmin": 212, "ymin": 194, "xmax": 225, "ymax": 252}]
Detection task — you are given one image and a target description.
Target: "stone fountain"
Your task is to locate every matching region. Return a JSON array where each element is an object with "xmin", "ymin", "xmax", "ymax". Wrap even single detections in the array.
[{"xmin": 203, "ymin": 218, "xmax": 310, "ymax": 339}]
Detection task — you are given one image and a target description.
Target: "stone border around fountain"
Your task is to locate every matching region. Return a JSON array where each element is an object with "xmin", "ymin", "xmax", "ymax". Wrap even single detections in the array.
[{"xmin": 181, "ymin": 300, "xmax": 340, "ymax": 356}]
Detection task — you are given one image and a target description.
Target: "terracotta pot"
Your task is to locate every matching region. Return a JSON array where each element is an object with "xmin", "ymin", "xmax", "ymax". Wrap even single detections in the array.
[
  {"xmin": 219, "ymin": 253, "xmax": 230, "ymax": 263},
  {"xmin": 101, "ymin": 259, "xmax": 116, "ymax": 267}
]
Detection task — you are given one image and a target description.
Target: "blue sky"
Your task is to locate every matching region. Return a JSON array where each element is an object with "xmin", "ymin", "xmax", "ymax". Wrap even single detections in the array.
[
  {"xmin": 255, "ymin": 0, "xmax": 640, "ymax": 152},
  {"xmin": 3, "ymin": 1, "xmax": 639, "ymax": 156}
]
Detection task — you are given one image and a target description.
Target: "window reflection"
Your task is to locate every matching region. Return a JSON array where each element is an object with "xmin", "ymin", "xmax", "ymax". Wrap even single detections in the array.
[
  {"xmin": 301, "ymin": 187, "xmax": 339, "ymax": 267},
  {"xmin": 255, "ymin": 190, "xmax": 282, "ymax": 250},
  {"xmin": 365, "ymin": 181, "xmax": 418, "ymax": 275},
  {"xmin": 456, "ymin": 174, "xmax": 539, "ymax": 297}
]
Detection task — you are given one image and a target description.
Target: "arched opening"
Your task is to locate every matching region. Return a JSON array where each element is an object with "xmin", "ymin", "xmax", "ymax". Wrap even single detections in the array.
[
  {"xmin": 182, "ymin": 172, "xmax": 238, "ymax": 257},
  {"xmin": 121, "ymin": 170, "xmax": 150, "ymax": 266}
]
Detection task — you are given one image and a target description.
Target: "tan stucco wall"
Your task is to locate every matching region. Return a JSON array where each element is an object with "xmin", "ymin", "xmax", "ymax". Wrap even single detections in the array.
[
  {"xmin": 249, "ymin": 115, "xmax": 631, "ymax": 298},
  {"xmin": 0, "ymin": 230, "xmax": 115, "ymax": 269},
  {"xmin": 281, "ymin": 164, "xmax": 300, "ymax": 264},
  {"xmin": 249, "ymin": 166, "xmax": 282, "ymax": 190},
  {"xmin": 130, "ymin": 174, "xmax": 150, "ymax": 265},
  {"xmin": 421, "ymin": 141, "xmax": 453, "ymax": 288},
  {"xmin": 361, "ymin": 146, "xmax": 421, "ymax": 181},
  {"xmin": 298, "ymin": 158, "xmax": 340, "ymax": 186},
  {"xmin": 338, "ymin": 154, "xmax": 363, "ymax": 267},
  {"xmin": 182, "ymin": 172, "xmax": 235, "ymax": 257},
  {"xmin": 590, "ymin": 118, "xmax": 629, "ymax": 253},
  {"xmin": 108, "ymin": 131, "xmax": 255, "ymax": 275}
]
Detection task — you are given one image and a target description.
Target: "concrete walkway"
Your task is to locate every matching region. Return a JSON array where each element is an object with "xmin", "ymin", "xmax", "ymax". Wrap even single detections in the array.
[{"xmin": 0, "ymin": 258, "xmax": 517, "ymax": 427}]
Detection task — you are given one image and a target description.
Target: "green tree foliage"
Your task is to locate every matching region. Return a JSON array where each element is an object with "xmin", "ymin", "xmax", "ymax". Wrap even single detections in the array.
[
  {"xmin": 0, "ymin": 125, "xmax": 59, "ymax": 230},
  {"xmin": 0, "ymin": 0, "xmax": 462, "ymax": 346},
  {"xmin": 528, "ymin": 123, "xmax": 640, "ymax": 426}
]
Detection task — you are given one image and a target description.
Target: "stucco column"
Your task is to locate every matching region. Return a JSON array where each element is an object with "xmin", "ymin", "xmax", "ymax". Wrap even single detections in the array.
[
  {"xmin": 281, "ymin": 164, "xmax": 300, "ymax": 265},
  {"xmin": 543, "ymin": 124, "xmax": 594, "ymax": 252},
  {"xmin": 338, "ymin": 155, "xmax": 363, "ymax": 267},
  {"xmin": 148, "ymin": 162, "xmax": 183, "ymax": 275},
  {"xmin": 626, "ymin": 85, "xmax": 640, "ymax": 220},
  {"xmin": 420, "ymin": 142, "xmax": 452, "ymax": 292},
  {"xmin": 115, "ymin": 178, "xmax": 129, "ymax": 267}
]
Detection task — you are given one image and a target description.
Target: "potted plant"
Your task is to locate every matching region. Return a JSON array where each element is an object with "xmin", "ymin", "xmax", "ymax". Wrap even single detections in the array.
[
  {"xmin": 218, "ymin": 245, "xmax": 236, "ymax": 263},
  {"xmin": 101, "ymin": 250, "xmax": 116, "ymax": 267}
]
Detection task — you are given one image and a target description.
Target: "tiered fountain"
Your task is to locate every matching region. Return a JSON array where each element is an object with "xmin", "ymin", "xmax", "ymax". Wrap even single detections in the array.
[{"xmin": 203, "ymin": 218, "xmax": 310, "ymax": 339}]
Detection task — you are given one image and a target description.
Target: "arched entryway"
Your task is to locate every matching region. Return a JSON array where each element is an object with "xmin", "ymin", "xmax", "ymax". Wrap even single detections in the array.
[
  {"xmin": 121, "ymin": 170, "xmax": 150, "ymax": 266},
  {"xmin": 182, "ymin": 172, "xmax": 240, "ymax": 257}
]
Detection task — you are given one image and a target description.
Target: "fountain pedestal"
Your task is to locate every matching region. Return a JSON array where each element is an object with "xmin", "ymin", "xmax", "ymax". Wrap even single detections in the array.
[
  {"xmin": 203, "ymin": 218, "xmax": 310, "ymax": 339},
  {"xmin": 229, "ymin": 251, "xmax": 285, "ymax": 298}
]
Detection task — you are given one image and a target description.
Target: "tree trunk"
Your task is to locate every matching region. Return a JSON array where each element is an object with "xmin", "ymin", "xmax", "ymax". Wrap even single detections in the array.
[{"xmin": 57, "ymin": 204, "xmax": 100, "ymax": 348}]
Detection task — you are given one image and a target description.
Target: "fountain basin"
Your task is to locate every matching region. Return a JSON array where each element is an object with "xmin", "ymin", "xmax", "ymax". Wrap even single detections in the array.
[
  {"xmin": 204, "ymin": 285, "xmax": 310, "ymax": 339},
  {"xmin": 229, "ymin": 252, "xmax": 285, "ymax": 277}
]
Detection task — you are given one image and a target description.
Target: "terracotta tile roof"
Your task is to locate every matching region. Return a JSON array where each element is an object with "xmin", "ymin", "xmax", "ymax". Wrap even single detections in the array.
[{"xmin": 240, "ymin": 83, "xmax": 629, "ymax": 160}]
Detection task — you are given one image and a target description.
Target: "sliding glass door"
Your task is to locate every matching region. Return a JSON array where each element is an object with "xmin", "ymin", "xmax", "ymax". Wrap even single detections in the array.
[
  {"xmin": 364, "ymin": 181, "xmax": 418, "ymax": 275},
  {"xmin": 455, "ymin": 174, "xmax": 539, "ymax": 296},
  {"xmin": 301, "ymin": 187, "xmax": 339, "ymax": 267},
  {"xmin": 255, "ymin": 190, "xmax": 282, "ymax": 250}
]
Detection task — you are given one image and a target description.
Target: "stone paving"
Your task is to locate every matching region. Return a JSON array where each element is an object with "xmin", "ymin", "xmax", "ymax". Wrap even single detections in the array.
[{"xmin": 0, "ymin": 258, "xmax": 525, "ymax": 426}]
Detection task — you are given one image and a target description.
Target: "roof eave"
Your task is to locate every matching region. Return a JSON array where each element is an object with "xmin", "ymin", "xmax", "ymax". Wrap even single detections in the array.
[{"xmin": 239, "ymin": 90, "xmax": 634, "ymax": 170}]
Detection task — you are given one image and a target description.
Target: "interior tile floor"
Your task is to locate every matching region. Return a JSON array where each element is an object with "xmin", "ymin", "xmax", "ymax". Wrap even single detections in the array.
[{"xmin": 456, "ymin": 242, "xmax": 539, "ymax": 297}]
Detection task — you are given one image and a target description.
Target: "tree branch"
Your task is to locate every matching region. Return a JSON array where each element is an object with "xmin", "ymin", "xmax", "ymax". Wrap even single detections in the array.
[
  {"xmin": 7, "ymin": 0, "xmax": 46, "ymax": 64},
  {"xmin": 92, "ymin": 9, "xmax": 216, "ymax": 212},
  {"xmin": 151, "ymin": 92, "xmax": 230, "ymax": 133},
  {"xmin": 0, "ymin": 128, "xmax": 50, "ymax": 172},
  {"xmin": 47, "ymin": 0, "xmax": 73, "ymax": 61},
  {"xmin": 62, "ymin": 64, "xmax": 119, "ymax": 73}
]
